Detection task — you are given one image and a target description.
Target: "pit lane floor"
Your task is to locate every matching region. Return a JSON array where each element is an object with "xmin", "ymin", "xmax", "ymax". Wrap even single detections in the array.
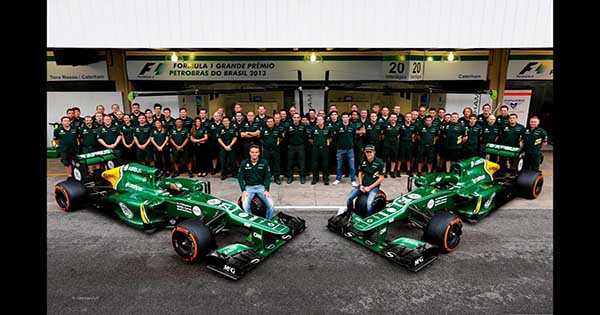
[{"xmin": 47, "ymin": 153, "xmax": 553, "ymax": 314}]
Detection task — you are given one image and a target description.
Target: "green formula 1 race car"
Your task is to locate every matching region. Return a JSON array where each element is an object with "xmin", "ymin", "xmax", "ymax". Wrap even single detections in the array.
[
  {"xmin": 327, "ymin": 144, "xmax": 544, "ymax": 272},
  {"xmin": 54, "ymin": 149, "xmax": 305, "ymax": 280}
]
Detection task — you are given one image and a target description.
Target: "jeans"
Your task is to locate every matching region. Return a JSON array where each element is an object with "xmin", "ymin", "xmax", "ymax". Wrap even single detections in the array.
[
  {"xmin": 242, "ymin": 185, "xmax": 274, "ymax": 219},
  {"xmin": 346, "ymin": 186, "xmax": 380, "ymax": 215},
  {"xmin": 336, "ymin": 149, "xmax": 356, "ymax": 181}
]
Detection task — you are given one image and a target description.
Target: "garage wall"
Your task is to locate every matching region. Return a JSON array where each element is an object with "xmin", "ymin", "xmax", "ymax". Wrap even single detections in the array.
[
  {"xmin": 207, "ymin": 91, "xmax": 284, "ymax": 116},
  {"xmin": 328, "ymin": 91, "xmax": 412, "ymax": 113},
  {"xmin": 47, "ymin": 92, "xmax": 123, "ymax": 146}
]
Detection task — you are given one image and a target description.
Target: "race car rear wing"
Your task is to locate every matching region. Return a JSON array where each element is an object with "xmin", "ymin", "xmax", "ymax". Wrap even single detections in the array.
[
  {"xmin": 484, "ymin": 144, "xmax": 521, "ymax": 158},
  {"xmin": 75, "ymin": 149, "xmax": 120, "ymax": 165}
]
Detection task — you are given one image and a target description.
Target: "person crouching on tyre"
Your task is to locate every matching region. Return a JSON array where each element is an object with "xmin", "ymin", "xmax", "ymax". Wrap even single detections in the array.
[
  {"xmin": 238, "ymin": 145, "xmax": 275, "ymax": 219},
  {"xmin": 344, "ymin": 145, "xmax": 385, "ymax": 216}
]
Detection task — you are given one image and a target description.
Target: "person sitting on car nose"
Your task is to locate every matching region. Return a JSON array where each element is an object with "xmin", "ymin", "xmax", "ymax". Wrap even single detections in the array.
[{"xmin": 344, "ymin": 145, "xmax": 385, "ymax": 216}]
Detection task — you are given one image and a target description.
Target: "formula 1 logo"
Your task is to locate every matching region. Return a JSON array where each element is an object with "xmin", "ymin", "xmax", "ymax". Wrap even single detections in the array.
[{"xmin": 138, "ymin": 62, "xmax": 164, "ymax": 77}]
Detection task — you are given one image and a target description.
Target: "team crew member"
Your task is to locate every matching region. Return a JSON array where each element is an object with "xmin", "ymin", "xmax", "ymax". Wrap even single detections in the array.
[
  {"xmin": 240, "ymin": 112, "xmax": 261, "ymax": 159},
  {"xmin": 326, "ymin": 111, "xmax": 341, "ymax": 173},
  {"xmin": 496, "ymin": 105, "xmax": 510, "ymax": 128},
  {"xmin": 261, "ymin": 117, "xmax": 283, "ymax": 185},
  {"xmin": 256, "ymin": 105, "xmax": 268, "ymax": 127},
  {"xmin": 477, "ymin": 104, "xmax": 492, "ymax": 126},
  {"xmin": 382, "ymin": 113, "xmax": 401, "ymax": 178},
  {"xmin": 162, "ymin": 108, "xmax": 176, "ymax": 131},
  {"xmin": 130, "ymin": 103, "xmax": 143, "ymax": 126},
  {"xmin": 499, "ymin": 114, "xmax": 525, "ymax": 168},
  {"xmin": 233, "ymin": 103, "xmax": 245, "ymax": 119},
  {"xmin": 97, "ymin": 115, "xmax": 122, "ymax": 155},
  {"xmin": 309, "ymin": 115, "xmax": 331, "ymax": 185},
  {"xmin": 179, "ymin": 108, "xmax": 194, "ymax": 131},
  {"xmin": 113, "ymin": 111, "xmax": 124, "ymax": 126},
  {"xmin": 190, "ymin": 117, "xmax": 209, "ymax": 177},
  {"xmin": 208, "ymin": 112, "xmax": 223, "ymax": 174},
  {"xmin": 352, "ymin": 110, "xmax": 366, "ymax": 171},
  {"xmin": 458, "ymin": 107, "xmax": 473, "ymax": 125},
  {"xmin": 119, "ymin": 114, "xmax": 136, "ymax": 162},
  {"xmin": 150, "ymin": 120, "xmax": 170, "ymax": 176},
  {"xmin": 398, "ymin": 112, "xmax": 416, "ymax": 176},
  {"xmin": 238, "ymin": 145, "xmax": 274, "ymax": 219},
  {"xmin": 217, "ymin": 117, "xmax": 239, "ymax": 180},
  {"xmin": 378, "ymin": 106, "xmax": 390, "ymax": 125},
  {"xmin": 53, "ymin": 116, "xmax": 79, "ymax": 176},
  {"xmin": 109, "ymin": 104, "xmax": 120, "ymax": 121},
  {"xmin": 145, "ymin": 109, "xmax": 154, "ymax": 127},
  {"xmin": 232, "ymin": 111, "xmax": 247, "ymax": 167},
  {"xmin": 170, "ymin": 118, "xmax": 192, "ymax": 177},
  {"xmin": 93, "ymin": 112, "xmax": 104, "ymax": 128},
  {"xmin": 522, "ymin": 116, "xmax": 548, "ymax": 171},
  {"xmin": 95, "ymin": 104, "xmax": 105, "ymax": 115},
  {"xmin": 393, "ymin": 105, "xmax": 404, "ymax": 123},
  {"xmin": 441, "ymin": 113, "xmax": 467, "ymax": 172},
  {"xmin": 332, "ymin": 113, "xmax": 357, "ymax": 186},
  {"xmin": 71, "ymin": 107, "xmax": 83, "ymax": 129},
  {"xmin": 463, "ymin": 114, "xmax": 482, "ymax": 158},
  {"xmin": 133, "ymin": 115, "xmax": 153, "ymax": 165},
  {"xmin": 153, "ymin": 103, "xmax": 165, "ymax": 122},
  {"xmin": 481, "ymin": 115, "xmax": 499, "ymax": 159},
  {"xmin": 78, "ymin": 116, "xmax": 98, "ymax": 154},
  {"xmin": 365, "ymin": 112, "xmax": 383, "ymax": 158},
  {"xmin": 344, "ymin": 145, "xmax": 385, "ymax": 216},
  {"xmin": 416, "ymin": 116, "xmax": 438, "ymax": 174},
  {"xmin": 286, "ymin": 113, "xmax": 307, "ymax": 184}
]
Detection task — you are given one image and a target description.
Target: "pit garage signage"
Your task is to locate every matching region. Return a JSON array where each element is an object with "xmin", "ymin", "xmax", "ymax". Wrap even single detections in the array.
[
  {"xmin": 502, "ymin": 90, "xmax": 532, "ymax": 125},
  {"xmin": 127, "ymin": 56, "xmax": 487, "ymax": 82},
  {"xmin": 506, "ymin": 59, "xmax": 553, "ymax": 80},
  {"xmin": 47, "ymin": 61, "xmax": 109, "ymax": 81}
]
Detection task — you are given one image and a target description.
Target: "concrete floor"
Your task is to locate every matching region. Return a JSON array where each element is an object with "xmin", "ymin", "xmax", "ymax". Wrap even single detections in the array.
[{"xmin": 47, "ymin": 152, "xmax": 553, "ymax": 314}]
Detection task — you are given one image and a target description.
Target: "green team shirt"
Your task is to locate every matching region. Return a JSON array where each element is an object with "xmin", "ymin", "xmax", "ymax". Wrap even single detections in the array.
[
  {"xmin": 238, "ymin": 158, "xmax": 271, "ymax": 191},
  {"xmin": 496, "ymin": 115, "xmax": 510, "ymax": 129},
  {"xmin": 432, "ymin": 117, "xmax": 442, "ymax": 129},
  {"xmin": 163, "ymin": 117, "xmax": 176, "ymax": 132},
  {"xmin": 500, "ymin": 123, "xmax": 525, "ymax": 147},
  {"xmin": 414, "ymin": 116, "xmax": 425, "ymax": 130},
  {"xmin": 522, "ymin": 127, "xmax": 548, "ymax": 152},
  {"xmin": 481, "ymin": 123, "xmax": 500, "ymax": 144},
  {"xmin": 260, "ymin": 126, "xmax": 282, "ymax": 150},
  {"xmin": 217, "ymin": 127, "xmax": 238, "ymax": 146},
  {"xmin": 443, "ymin": 122, "xmax": 467, "ymax": 150},
  {"xmin": 286, "ymin": 123, "xmax": 307, "ymax": 146},
  {"xmin": 418, "ymin": 125, "xmax": 438, "ymax": 146},
  {"xmin": 477, "ymin": 113, "xmax": 491, "ymax": 126},
  {"xmin": 309, "ymin": 125, "xmax": 331, "ymax": 147},
  {"xmin": 180, "ymin": 117, "xmax": 194, "ymax": 131},
  {"xmin": 191, "ymin": 126, "xmax": 207, "ymax": 141},
  {"xmin": 241, "ymin": 120, "xmax": 261, "ymax": 137},
  {"xmin": 170, "ymin": 128, "xmax": 189, "ymax": 146},
  {"xmin": 208, "ymin": 121, "xmax": 222, "ymax": 140},
  {"xmin": 365, "ymin": 121, "xmax": 383, "ymax": 145},
  {"xmin": 359, "ymin": 157, "xmax": 385, "ymax": 187},
  {"xmin": 151, "ymin": 128, "xmax": 169, "ymax": 146},
  {"xmin": 377, "ymin": 116, "xmax": 389, "ymax": 126},
  {"xmin": 97, "ymin": 124, "xmax": 120, "ymax": 145},
  {"xmin": 78, "ymin": 125, "xmax": 97, "ymax": 147},
  {"xmin": 465, "ymin": 123, "xmax": 482, "ymax": 148},
  {"xmin": 54, "ymin": 126, "xmax": 78, "ymax": 150},
  {"xmin": 134, "ymin": 124, "xmax": 152, "ymax": 144},
  {"xmin": 400, "ymin": 123, "xmax": 416, "ymax": 143},
  {"xmin": 383, "ymin": 122, "xmax": 401, "ymax": 147},
  {"xmin": 333, "ymin": 124, "xmax": 355, "ymax": 150},
  {"xmin": 255, "ymin": 115, "xmax": 268, "ymax": 128},
  {"xmin": 352, "ymin": 120, "xmax": 366, "ymax": 147},
  {"xmin": 120, "ymin": 124, "xmax": 135, "ymax": 144},
  {"xmin": 232, "ymin": 119, "xmax": 246, "ymax": 133}
]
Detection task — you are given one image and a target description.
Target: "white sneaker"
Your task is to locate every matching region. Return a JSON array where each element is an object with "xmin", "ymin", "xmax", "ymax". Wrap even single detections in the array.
[
  {"xmin": 351, "ymin": 181, "xmax": 358, "ymax": 187},
  {"xmin": 332, "ymin": 180, "xmax": 340, "ymax": 185}
]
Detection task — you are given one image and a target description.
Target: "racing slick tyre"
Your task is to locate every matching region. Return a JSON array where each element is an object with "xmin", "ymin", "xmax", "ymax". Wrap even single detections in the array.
[
  {"xmin": 54, "ymin": 178, "xmax": 86, "ymax": 212},
  {"xmin": 423, "ymin": 212, "xmax": 463, "ymax": 253},
  {"xmin": 172, "ymin": 218, "xmax": 216, "ymax": 263},
  {"xmin": 237, "ymin": 195, "xmax": 267, "ymax": 218},
  {"xmin": 354, "ymin": 190, "xmax": 387, "ymax": 217},
  {"xmin": 516, "ymin": 170, "xmax": 543, "ymax": 199}
]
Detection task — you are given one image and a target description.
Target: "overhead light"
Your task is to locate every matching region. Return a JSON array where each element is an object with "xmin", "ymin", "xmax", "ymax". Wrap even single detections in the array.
[
  {"xmin": 171, "ymin": 52, "xmax": 178, "ymax": 62},
  {"xmin": 427, "ymin": 56, "xmax": 434, "ymax": 62},
  {"xmin": 309, "ymin": 52, "xmax": 317, "ymax": 63},
  {"xmin": 447, "ymin": 52, "xmax": 455, "ymax": 62}
]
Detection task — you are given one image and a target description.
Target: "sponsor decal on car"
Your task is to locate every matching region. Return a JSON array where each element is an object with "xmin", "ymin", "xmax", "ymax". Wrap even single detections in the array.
[
  {"xmin": 407, "ymin": 193, "xmax": 422, "ymax": 199},
  {"xmin": 427, "ymin": 199, "xmax": 435, "ymax": 209},
  {"xmin": 192, "ymin": 206, "xmax": 202, "ymax": 216},
  {"xmin": 118, "ymin": 202, "xmax": 134, "ymax": 219},
  {"xmin": 206, "ymin": 198, "xmax": 222, "ymax": 205},
  {"xmin": 484, "ymin": 192, "xmax": 496, "ymax": 208}
]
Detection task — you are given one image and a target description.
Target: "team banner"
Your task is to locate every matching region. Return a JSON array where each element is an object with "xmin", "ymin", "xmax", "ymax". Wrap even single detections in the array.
[
  {"xmin": 47, "ymin": 61, "xmax": 109, "ymax": 81},
  {"xmin": 506, "ymin": 60, "xmax": 553, "ymax": 80},
  {"xmin": 127, "ymin": 58, "xmax": 485, "ymax": 82},
  {"xmin": 502, "ymin": 90, "xmax": 532, "ymax": 125}
]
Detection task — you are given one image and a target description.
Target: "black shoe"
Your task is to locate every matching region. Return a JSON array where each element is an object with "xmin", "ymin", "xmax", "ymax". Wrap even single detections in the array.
[
  {"xmin": 188, "ymin": 172, "xmax": 194, "ymax": 178},
  {"xmin": 390, "ymin": 172, "xmax": 396, "ymax": 178},
  {"xmin": 300, "ymin": 177, "xmax": 306, "ymax": 184},
  {"xmin": 384, "ymin": 172, "xmax": 388, "ymax": 178},
  {"xmin": 311, "ymin": 179, "xmax": 317, "ymax": 185},
  {"xmin": 395, "ymin": 171, "xmax": 401, "ymax": 177},
  {"xmin": 287, "ymin": 177, "xmax": 293, "ymax": 184},
  {"xmin": 324, "ymin": 181, "xmax": 329, "ymax": 185},
  {"xmin": 275, "ymin": 177, "xmax": 282, "ymax": 185},
  {"xmin": 221, "ymin": 175, "xmax": 226, "ymax": 180}
]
